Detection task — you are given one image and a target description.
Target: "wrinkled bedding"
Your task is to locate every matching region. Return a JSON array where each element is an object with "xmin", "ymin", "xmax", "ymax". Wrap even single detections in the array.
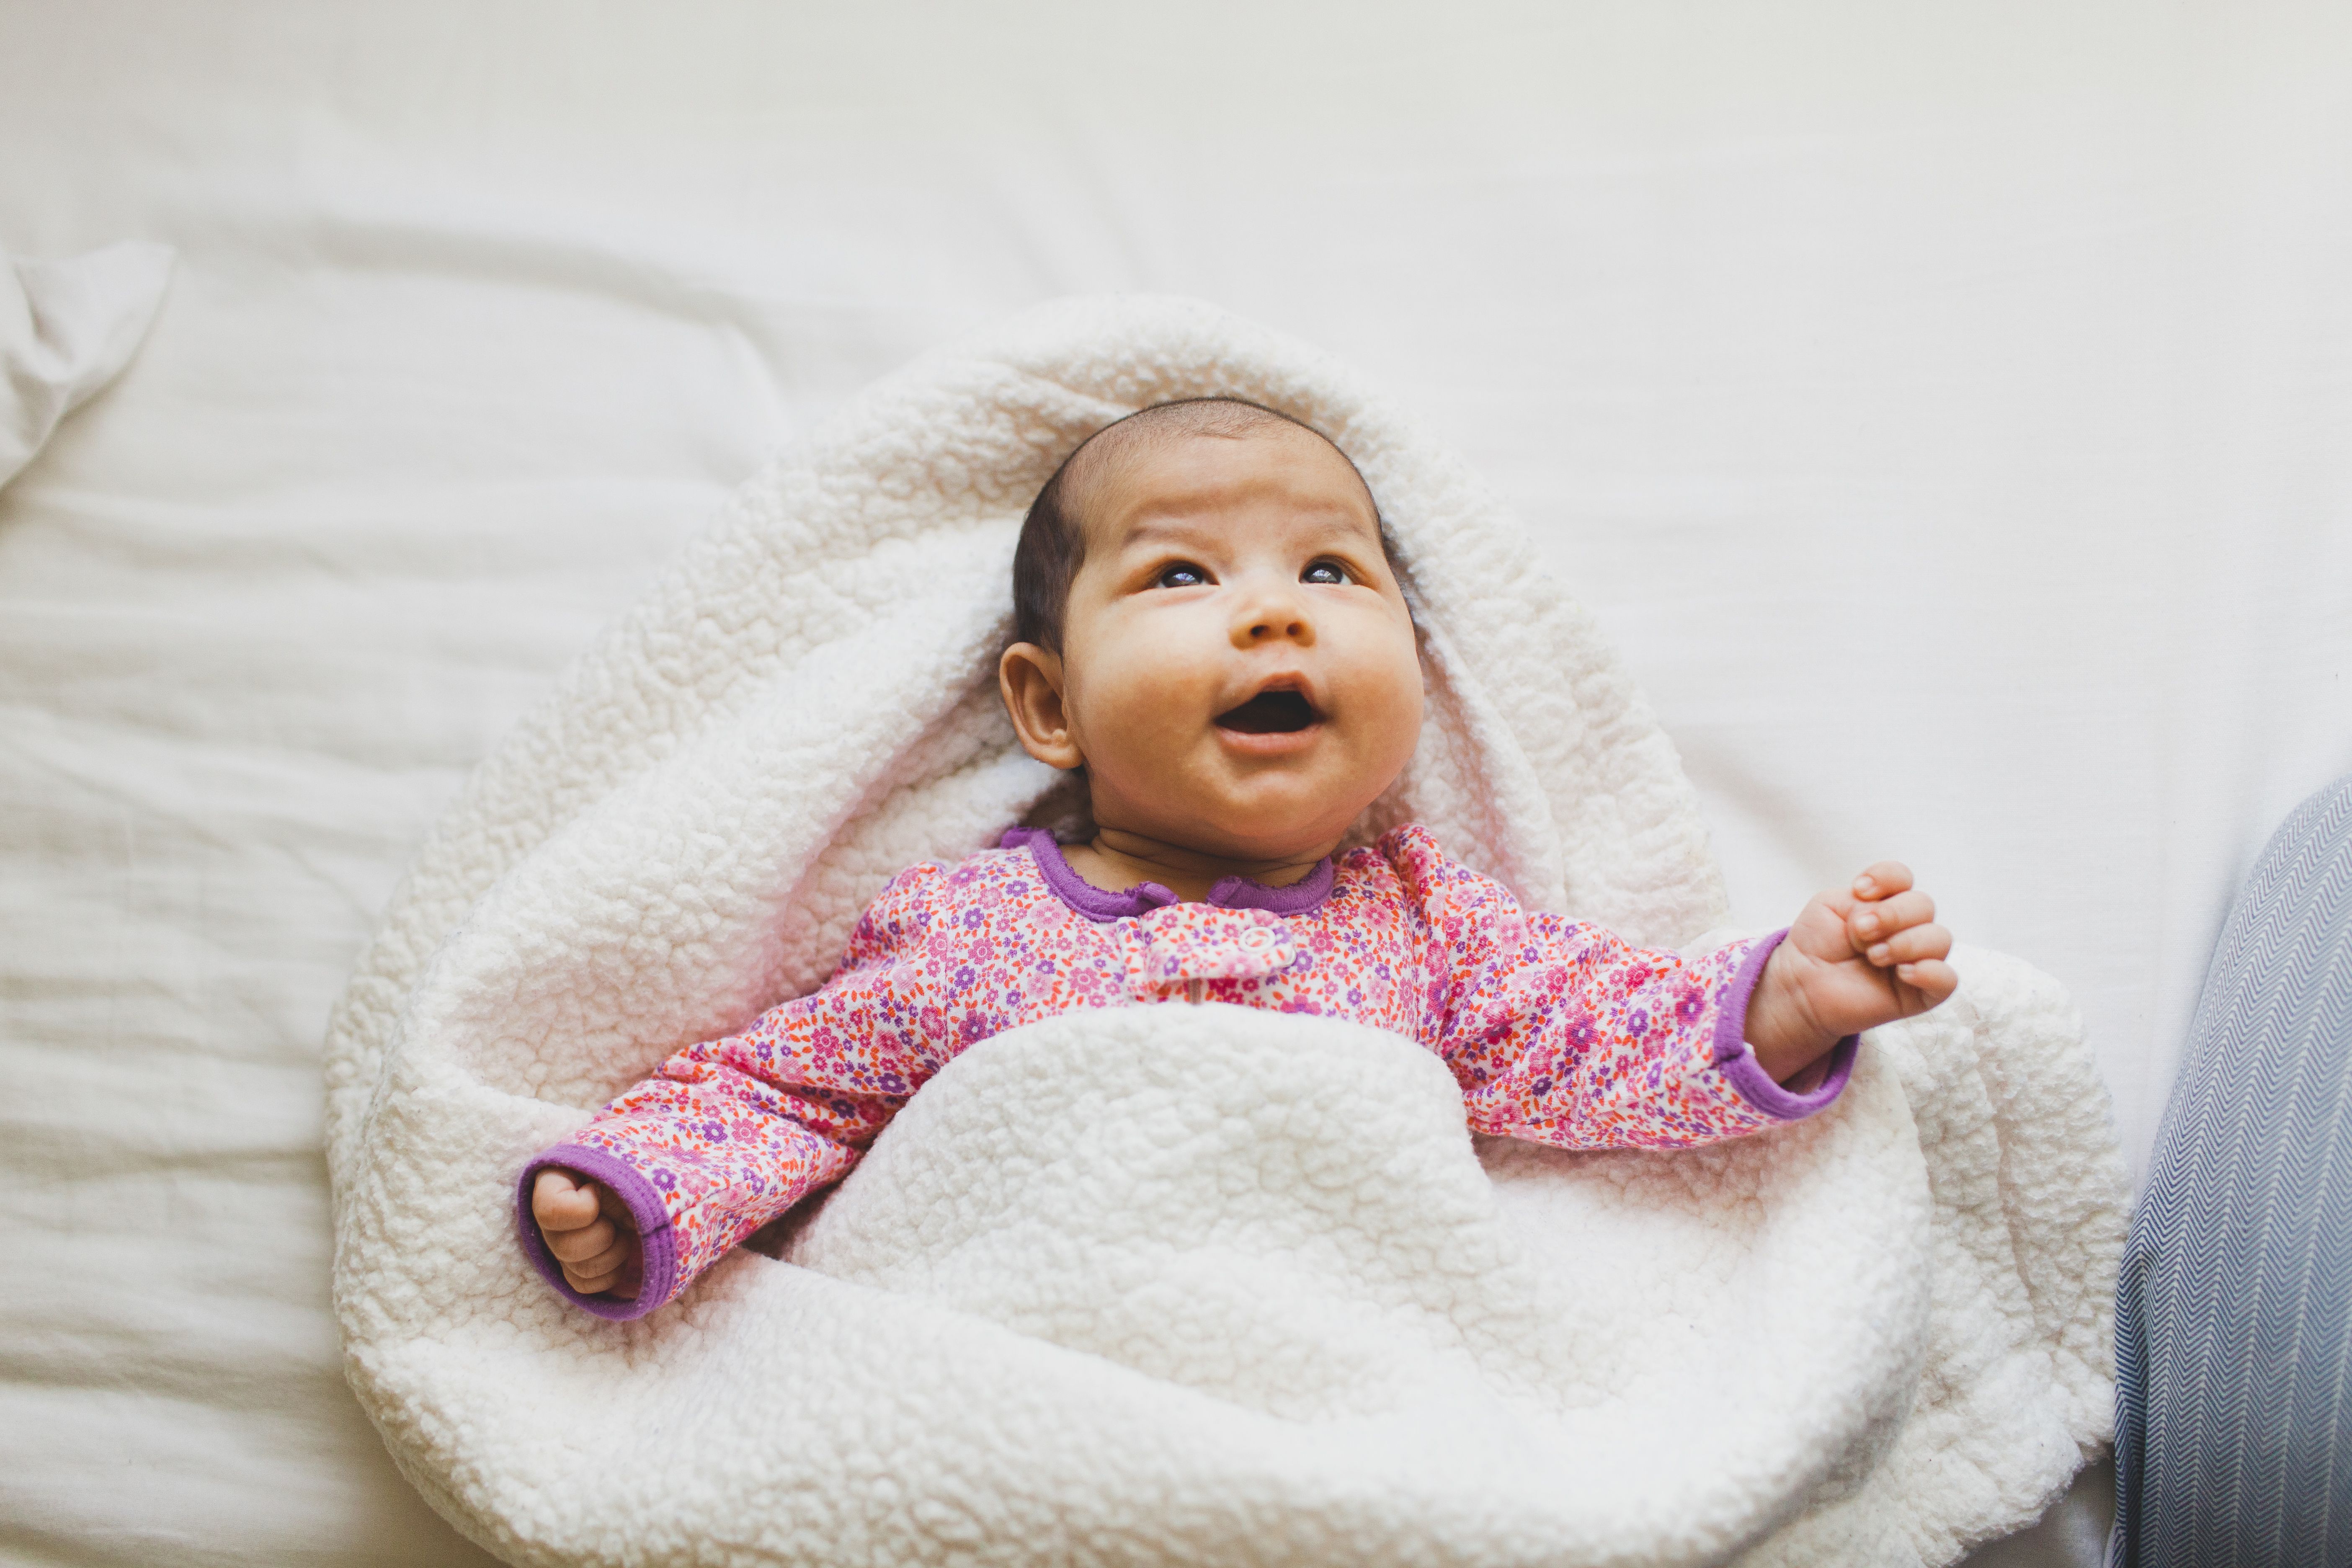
[
  {"xmin": 4, "ymin": 6, "xmax": 2348, "ymax": 1565},
  {"xmin": 0, "ymin": 240, "xmax": 172, "ymax": 488}
]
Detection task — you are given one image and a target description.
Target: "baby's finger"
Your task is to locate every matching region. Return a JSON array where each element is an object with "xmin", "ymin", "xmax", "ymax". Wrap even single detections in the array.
[
  {"xmin": 1865, "ymin": 922, "xmax": 1952, "ymax": 967},
  {"xmin": 596, "ymin": 1184, "xmax": 639, "ymax": 1235},
  {"xmin": 1895, "ymin": 959, "xmax": 1959, "ymax": 1003},
  {"xmin": 563, "ymin": 1257, "xmax": 642, "ymax": 1300},
  {"xmin": 532, "ymin": 1170, "xmax": 603, "ymax": 1233},
  {"xmin": 563, "ymin": 1261, "xmax": 621, "ymax": 1295},
  {"xmin": 570, "ymin": 1232, "xmax": 637, "ymax": 1281},
  {"xmin": 1850, "ymin": 889, "xmax": 1934, "ymax": 949},
  {"xmin": 1850, "ymin": 861, "xmax": 1914, "ymax": 902},
  {"xmin": 546, "ymin": 1217, "xmax": 616, "ymax": 1264}
]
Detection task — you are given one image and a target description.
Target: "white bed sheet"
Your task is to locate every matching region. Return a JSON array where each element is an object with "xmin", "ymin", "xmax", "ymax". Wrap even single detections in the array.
[{"xmin": 1, "ymin": 3, "xmax": 2345, "ymax": 1563}]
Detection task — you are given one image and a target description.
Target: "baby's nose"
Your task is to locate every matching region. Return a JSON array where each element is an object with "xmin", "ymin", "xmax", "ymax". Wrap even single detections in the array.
[{"xmin": 1230, "ymin": 593, "xmax": 1315, "ymax": 648}]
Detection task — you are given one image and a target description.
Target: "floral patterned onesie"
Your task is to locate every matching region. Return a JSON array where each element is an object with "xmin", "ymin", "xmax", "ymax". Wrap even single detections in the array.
[{"xmin": 517, "ymin": 824, "xmax": 1855, "ymax": 1318}]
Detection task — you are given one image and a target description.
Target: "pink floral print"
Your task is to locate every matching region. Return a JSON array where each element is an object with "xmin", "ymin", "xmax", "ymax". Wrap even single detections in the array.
[{"xmin": 518, "ymin": 825, "xmax": 1852, "ymax": 1318}]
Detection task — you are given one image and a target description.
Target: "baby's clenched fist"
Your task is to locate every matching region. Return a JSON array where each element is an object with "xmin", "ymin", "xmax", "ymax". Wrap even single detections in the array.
[
  {"xmin": 1745, "ymin": 860, "xmax": 1957, "ymax": 1084},
  {"xmin": 531, "ymin": 1168, "xmax": 643, "ymax": 1300}
]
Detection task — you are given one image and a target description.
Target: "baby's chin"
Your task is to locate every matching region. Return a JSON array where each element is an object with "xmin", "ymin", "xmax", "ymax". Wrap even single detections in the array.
[{"xmin": 1135, "ymin": 771, "xmax": 1382, "ymax": 860}]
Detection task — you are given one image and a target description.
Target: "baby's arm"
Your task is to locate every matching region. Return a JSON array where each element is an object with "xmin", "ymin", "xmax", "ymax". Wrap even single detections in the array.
[
  {"xmin": 517, "ymin": 1027, "xmax": 877, "ymax": 1317},
  {"xmin": 1743, "ymin": 861, "xmax": 1955, "ymax": 1083},
  {"xmin": 1391, "ymin": 827, "xmax": 1952, "ymax": 1151},
  {"xmin": 515, "ymin": 864, "xmax": 946, "ymax": 1317}
]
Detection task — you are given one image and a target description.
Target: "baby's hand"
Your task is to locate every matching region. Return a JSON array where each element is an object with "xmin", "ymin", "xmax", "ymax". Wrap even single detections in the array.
[
  {"xmin": 1745, "ymin": 861, "xmax": 1957, "ymax": 1083},
  {"xmin": 531, "ymin": 1168, "xmax": 642, "ymax": 1301}
]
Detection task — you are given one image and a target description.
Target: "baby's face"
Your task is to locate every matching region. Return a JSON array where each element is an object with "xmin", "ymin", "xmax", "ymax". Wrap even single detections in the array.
[{"xmin": 1044, "ymin": 423, "xmax": 1423, "ymax": 861}]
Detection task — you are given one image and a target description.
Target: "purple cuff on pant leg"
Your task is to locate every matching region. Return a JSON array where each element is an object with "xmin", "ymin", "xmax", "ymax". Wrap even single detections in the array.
[
  {"xmin": 1708, "ymin": 928, "xmax": 1858, "ymax": 1121},
  {"xmin": 515, "ymin": 1143, "xmax": 680, "ymax": 1321}
]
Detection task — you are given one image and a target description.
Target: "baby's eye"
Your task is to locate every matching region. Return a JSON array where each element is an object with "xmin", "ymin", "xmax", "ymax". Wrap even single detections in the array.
[
  {"xmin": 1154, "ymin": 563, "xmax": 1209, "ymax": 589},
  {"xmin": 1302, "ymin": 560, "xmax": 1350, "ymax": 585}
]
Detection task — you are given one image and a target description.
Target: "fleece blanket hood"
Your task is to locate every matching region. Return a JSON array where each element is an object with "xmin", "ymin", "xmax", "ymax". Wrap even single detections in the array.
[{"xmin": 324, "ymin": 296, "xmax": 2127, "ymax": 1567}]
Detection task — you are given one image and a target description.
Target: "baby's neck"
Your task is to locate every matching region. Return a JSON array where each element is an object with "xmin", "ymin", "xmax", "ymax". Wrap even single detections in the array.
[{"xmin": 1063, "ymin": 827, "xmax": 1333, "ymax": 905}]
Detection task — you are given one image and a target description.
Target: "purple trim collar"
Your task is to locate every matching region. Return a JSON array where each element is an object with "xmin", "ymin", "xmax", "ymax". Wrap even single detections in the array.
[{"xmin": 999, "ymin": 825, "xmax": 1335, "ymax": 923}]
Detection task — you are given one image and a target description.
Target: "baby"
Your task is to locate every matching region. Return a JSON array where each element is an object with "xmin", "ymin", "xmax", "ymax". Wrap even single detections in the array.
[{"xmin": 520, "ymin": 399, "xmax": 1955, "ymax": 1317}]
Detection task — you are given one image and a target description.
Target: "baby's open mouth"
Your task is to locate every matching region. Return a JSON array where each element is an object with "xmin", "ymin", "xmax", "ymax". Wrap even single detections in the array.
[{"xmin": 1215, "ymin": 689, "xmax": 1319, "ymax": 734}]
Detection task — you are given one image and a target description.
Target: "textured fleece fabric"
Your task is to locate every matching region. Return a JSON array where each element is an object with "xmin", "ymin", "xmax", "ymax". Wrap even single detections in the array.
[
  {"xmin": 519, "ymin": 825, "xmax": 1854, "ymax": 1319},
  {"xmin": 323, "ymin": 295, "xmax": 2128, "ymax": 1568}
]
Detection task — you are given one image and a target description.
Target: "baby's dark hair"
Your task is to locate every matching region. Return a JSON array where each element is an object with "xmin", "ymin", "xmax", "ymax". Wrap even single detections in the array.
[{"xmin": 1011, "ymin": 397, "xmax": 1390, "ymax": 652}]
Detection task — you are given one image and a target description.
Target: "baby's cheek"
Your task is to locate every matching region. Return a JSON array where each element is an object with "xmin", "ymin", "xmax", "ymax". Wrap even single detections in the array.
[{"xmin": 1077, "ymin": 631, "xmax": 1220, "ymax": 730}]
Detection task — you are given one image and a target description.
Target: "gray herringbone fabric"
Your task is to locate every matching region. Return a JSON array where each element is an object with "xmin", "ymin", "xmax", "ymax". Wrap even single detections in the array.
[{"xmin": 2112, "ymin": 774, "xmax": 2352, "ymax": 1568}]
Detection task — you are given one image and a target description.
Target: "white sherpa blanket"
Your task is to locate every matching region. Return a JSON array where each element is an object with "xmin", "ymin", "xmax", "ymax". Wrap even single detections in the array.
[{"xmin": 324, "ymin": 296, "xmax": 2128, "ymax": 1568}]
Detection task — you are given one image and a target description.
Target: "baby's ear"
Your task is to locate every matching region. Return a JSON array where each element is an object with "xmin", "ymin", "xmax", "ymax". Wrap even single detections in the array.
[{"xmin": 998, "ymin": 643, "xmax": 1084, "ymax": 771}]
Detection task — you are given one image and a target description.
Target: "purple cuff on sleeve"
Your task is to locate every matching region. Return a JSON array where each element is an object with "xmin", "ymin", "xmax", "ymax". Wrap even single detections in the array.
[
  {"xmin": 515, "ymin": 1143, "xmax": 679, "ymax": 1321},
  {"xmin": 1707, "ymin": 928, "xmax": 1858, "ymax": 1122}
]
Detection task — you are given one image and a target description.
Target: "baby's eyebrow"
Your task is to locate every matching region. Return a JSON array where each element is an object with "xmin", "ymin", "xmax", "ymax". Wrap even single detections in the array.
[
  {"xmin": 1113, "ymin": 516, "xmax": 1217, "ymax": 548},
  {"xmin": 1113, "ymin": 508, "xmax": 1378, "ymax": 552}
]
